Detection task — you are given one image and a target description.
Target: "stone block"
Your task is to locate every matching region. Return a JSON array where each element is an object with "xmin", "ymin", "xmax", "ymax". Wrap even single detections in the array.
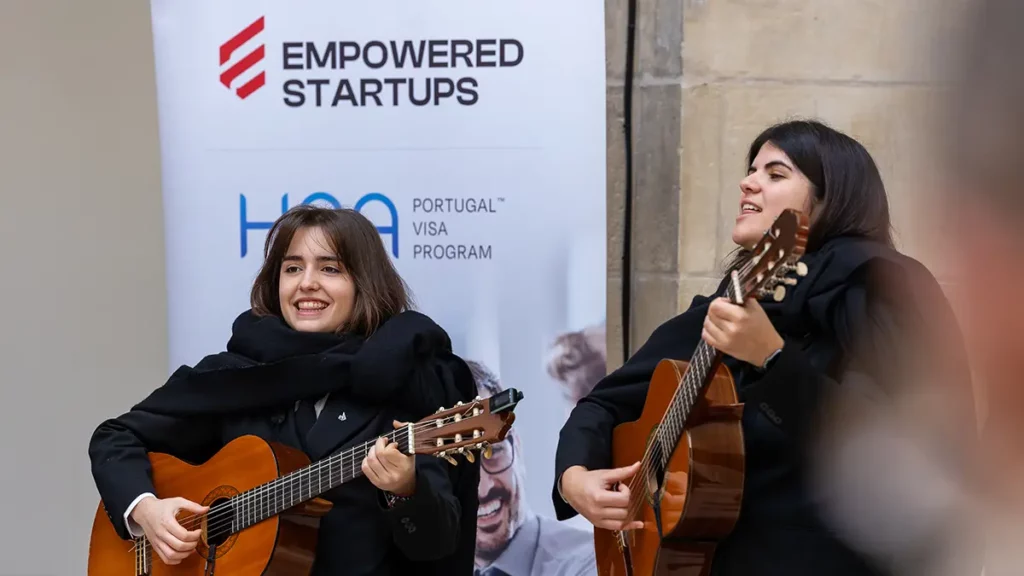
[
  {"xmin": 857, "ymin": 87, "xmax": 947, "ymax": 276},
  {"xmin": 679, "ymin": 83, "xmax": 724, "ymax": 275},
  {"xmin": 607, "ymin": 86, "xmax": 626, "ymax": 276},
  {"xmin": 606, "ymin": 0, "xmax": 628, "ymax": 81},
  {"xmin": 607, "ymin": 0, "xmax": 684, "ymax": 82},
  {"xmin": 682, "ymin": 0, "xmax": 960, "ymax": 83},
  {"xmin": 606, "ymin": 275, "xmax": 625, "ymax": 371},
  {"xmin": 637, "ymin": 0, "xmax": 683, "ymax": 78},
  {"xmin": 818, "ymin": 86, "xmax": 954, "ymax": 279},
  {"xmin": 677, "ymin": 275, "xmax": 723, "ymax": 315},
  {"xmin": 632, "ymin": 83, "xmax": 682, "ymax": 274},
  {"xmin": 631, "ymin": 273, "xmax": 680, "ymax": 354}
]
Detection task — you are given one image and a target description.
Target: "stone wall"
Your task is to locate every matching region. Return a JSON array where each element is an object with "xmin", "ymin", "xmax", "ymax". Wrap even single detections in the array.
[{"xmin": 605, "ymin": 0, "xmax": 969, "ymax": 369}]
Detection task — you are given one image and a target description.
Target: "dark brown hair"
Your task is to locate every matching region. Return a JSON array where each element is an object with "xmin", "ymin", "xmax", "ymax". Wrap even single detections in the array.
[
  {"xmin": 749, "ymin": 119, "xmax": 894, "ymax": 251},
  {"xmin": 726, "ymin": 120, "xmax": 894, "ymax": 270},
  {"xmin": 250, "ymin": 204, "xmax": 411, "ymax": 336}
]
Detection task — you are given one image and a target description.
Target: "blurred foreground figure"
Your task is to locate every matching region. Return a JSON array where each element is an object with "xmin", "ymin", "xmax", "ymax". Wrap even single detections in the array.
[
  {"xmin": 814, "ymin": 1, "xmax": 1024, "ymax": 575},
  {"xmin": 947, "ymin": 0, "xmax": 1024, "ymax": 572}
]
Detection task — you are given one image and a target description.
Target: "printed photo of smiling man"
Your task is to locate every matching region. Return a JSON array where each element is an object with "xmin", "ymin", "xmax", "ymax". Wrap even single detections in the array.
[{"xmin": 467, "ymin": 360, "xmax": 597, "ymax": 576}]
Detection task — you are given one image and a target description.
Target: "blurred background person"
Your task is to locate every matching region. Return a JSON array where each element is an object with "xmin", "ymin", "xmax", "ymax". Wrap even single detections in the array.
[
  {"xmin": 468, "ymin": 360, "xmax": 596, "ymax": 576},
  {"xmin": 545, "ymin": 322, "xmax": 607, "ymax": 412}
]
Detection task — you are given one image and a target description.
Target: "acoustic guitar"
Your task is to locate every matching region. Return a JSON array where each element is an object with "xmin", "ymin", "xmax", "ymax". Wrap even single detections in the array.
[
  {"xmin": 88, "ymin": 388, "xmax": 524, "ymax": 575},
  {"xmin": 595, "ymin": 208, "xmax": 810, "ymax": 576}
]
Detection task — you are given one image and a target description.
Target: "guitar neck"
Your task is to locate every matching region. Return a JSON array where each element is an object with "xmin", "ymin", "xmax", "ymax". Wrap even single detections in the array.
[
  {"xmin": 122, "ymin": 387, "xmax": 523, "ymax": 564},
  {"xmin": 656, "ymin": 276, "xmax": 744, "ymax": 450},
  {"xmin": 229, "ymin": 429, "xmax": 406, "ymax": 532},
  {"xmin": 656, "ymin": 338, "xmax": 723, "ymax": 451}
]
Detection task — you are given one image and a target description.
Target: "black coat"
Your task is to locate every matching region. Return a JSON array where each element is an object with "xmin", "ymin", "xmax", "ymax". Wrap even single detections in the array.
[
  {"xmin": 552, "ymin": 236, "xmax": 977, "ymax": 576},
  {"xmin": 89, "ymin": 310, "xmax": 480, "ymax": 576}
]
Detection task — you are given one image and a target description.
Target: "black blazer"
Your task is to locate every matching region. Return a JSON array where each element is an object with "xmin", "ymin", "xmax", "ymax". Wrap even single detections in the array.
[{"xmin": 90, "ymin": 388, "xmax": 474, "ymax": 575}]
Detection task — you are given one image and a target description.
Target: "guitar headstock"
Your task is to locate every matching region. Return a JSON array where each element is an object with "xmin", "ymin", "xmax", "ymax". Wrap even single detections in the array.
[
  {"xmin": 728, "ymin": 208, "xmax": 810, "ymax": 304},
  {"xmin": 409, "ymin": 388, "xmax": 524, "ymax": 466}
]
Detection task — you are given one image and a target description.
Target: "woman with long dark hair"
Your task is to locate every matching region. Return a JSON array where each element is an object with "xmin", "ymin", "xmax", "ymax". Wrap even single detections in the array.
[
  {"xmin": 88, "ymin": 205, "xmax": 479, "ymax": 575},
  {"xmin": 553, "ymin": 119, "xmax": 975, "ymax": 575}
]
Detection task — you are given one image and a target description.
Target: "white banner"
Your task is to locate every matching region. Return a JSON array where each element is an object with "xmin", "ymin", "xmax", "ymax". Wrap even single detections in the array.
[{"xmin": 150, "ymin": 1, "xmax": 606, "ymax": 573}]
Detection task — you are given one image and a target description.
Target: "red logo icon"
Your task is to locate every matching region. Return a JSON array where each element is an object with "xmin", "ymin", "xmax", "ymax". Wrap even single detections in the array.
[{"xmin": 219, "ymin": 16, "xmax": 266, "ymax": 99}]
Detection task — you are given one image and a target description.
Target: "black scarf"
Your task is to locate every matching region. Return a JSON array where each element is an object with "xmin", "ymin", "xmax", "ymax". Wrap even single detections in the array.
[
  {"xmin": 132, "ymin": 309, "xmax": 476, "ymax": 421},
  {"xmin": 659, "ymin": 235, "xmax": 954, "ymax": 372},
  {"xmin": 584, "ymin": 233, "xmax": 966, "ymax": 414}
]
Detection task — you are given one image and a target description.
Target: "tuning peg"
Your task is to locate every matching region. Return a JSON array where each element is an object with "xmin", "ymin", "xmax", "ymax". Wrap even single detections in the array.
[
  {"xmin": 438, "ymin": 451, "xmax": 458, "ymax": 465},
  {"xmin": 781, "ymin": 262, "xmax": 808, "ymax": 277},
  {"xmin": 779, "ymin": 277, "xmax": 798, "ymax": 286},
  {"xmin": 772, "ymin": 285, "xmax": 786, "ymax": 302},
  {"xmin": 481, "ymin": 443, "xmax": 493, "ymax": 459},
  {"xmin": 464, "ymin": 450, "xmax": 475, "ymax": 463}
]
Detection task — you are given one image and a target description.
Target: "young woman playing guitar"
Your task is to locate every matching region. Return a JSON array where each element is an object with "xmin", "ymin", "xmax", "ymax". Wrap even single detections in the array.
[
  {"xmin": 88, "ymin": 205, "xmax": 479, "ymax": 575},
  {"xmin": 553, "ymin": 120, "xmax": 977, "ymax": 576}
]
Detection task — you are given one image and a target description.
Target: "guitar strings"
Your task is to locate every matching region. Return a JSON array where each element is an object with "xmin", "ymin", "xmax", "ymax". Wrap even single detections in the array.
[
  {"xmin": 617, "ymin": 254, "xmax": 764, "ymax": 525},
  {"xmin": 617, "ymin": 242, "xmax": 801, "ymax": 531},
  {"xmin": 129, "ymin": 407, "xmax": 478, "ymax": 553},
  {"xmin": 132, "ymin": 411, "xmax": 464, "ymax": 551},
  {"xmin": 131, "ymin": 428, "xmax": 417, "ymax": 552},
  {"xmin": 198, "ymin": 436, "xmax": 402, "ymax": 539},
  {"xmin": 620, "ymin": 340, "xmax": 716, "ymax": 524},
  {"xmin": 617, "ymin": 305, "xmax": 731, "ymax": 527},
  {"xmin": 190, "ymin": 411, "xmax": 471, "ymax": 539},
  {"xmin": 614, "ymin": 250, "xmax": 778, "ymax": 534}
]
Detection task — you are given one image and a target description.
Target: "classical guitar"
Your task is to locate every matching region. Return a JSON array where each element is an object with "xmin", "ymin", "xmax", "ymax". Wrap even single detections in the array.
[
  {"xmin": 595, "ymin": 208, "xmax": 810, "ymax": 576},
  {"xmin": 88, "ymin": 388, "xmax": 524, "ymax": 576}
]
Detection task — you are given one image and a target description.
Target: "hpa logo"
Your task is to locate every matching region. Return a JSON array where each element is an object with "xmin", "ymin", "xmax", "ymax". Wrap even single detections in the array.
[{"xmin": 219, "ymin": 16, "xmax": 266, "ymax": 100}]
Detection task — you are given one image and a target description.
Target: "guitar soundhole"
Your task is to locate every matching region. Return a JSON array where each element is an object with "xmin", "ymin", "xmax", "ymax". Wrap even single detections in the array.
[
  {"xmin": 644, "ymin": 455, "xmax": 666, "ymax": 506},
  {"xmin": 205, "ymin": 497, "xmax": 233, "ymax": 546},
  {"xmin": 199, "ymin": 486, "xmax": 241, "ymax": 559}
]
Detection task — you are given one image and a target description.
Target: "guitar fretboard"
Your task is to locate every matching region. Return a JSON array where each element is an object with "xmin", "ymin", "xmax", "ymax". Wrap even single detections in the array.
[
  {"xmin": 655, "ymin": 340, "xmax": 720, "ymax": 456},
  {"xmin": 653, "ymin": 281, "xmax": 736, "ymax": 462},
  {"xmin": 226, "ymin": 429, "xmax": 409, "ymax": 532}
]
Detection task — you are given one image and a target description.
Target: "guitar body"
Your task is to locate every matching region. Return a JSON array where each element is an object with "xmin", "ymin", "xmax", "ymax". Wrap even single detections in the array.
[
  {"xmin": 87, "ymin": 435, "xmax": 332, "ymax": 576},
  {"xmin": 595, "ymin": 359, "xmax": 746, "ymax": 576}
]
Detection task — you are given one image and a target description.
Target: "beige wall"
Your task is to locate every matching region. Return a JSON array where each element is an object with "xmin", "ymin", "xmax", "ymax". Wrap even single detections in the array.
[
  {"xmin": 0, "ymin": 1, "xmax": 166, "ymax": 573},
  {"xmin": 606, "ymin": 0, "xmax": 971, "ymax": 368}
]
